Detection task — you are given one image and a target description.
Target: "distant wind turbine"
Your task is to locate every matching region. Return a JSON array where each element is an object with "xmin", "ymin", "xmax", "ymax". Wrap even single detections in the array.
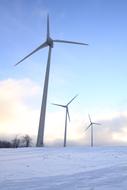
[
  {"xmin": 15, "ymin": 15, "xmax": 88, "ymax": 147},
  {"xmin": 85, "ymin": 114, "xmax": 101, "ymax": 147},
  {"xmin": 52, "ymin": 95, "xmax": 78, "ymax": 147}
]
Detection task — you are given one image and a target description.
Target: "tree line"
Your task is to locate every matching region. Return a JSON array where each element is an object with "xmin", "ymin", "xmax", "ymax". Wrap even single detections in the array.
[{"xmin": 0, "ymin": 135, "xmax": 32, "ymax": 148}]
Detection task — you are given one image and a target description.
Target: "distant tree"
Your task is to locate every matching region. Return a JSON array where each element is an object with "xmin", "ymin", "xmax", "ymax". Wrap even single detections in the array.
[
  {"xmin": 0, "ymin": 140, "xmax": 12, "ymax": 148},
  {"xmin": 22, "ymin": 135, "xmax": 32, "ymax": 147},
  {"xmin": 12, "ymin": 136, "xmax": 20, "ymax": 148}
]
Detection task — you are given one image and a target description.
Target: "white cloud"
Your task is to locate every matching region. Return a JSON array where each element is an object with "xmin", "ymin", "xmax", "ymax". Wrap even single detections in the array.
[
  {"xmin": 0, "ymin": 78, "xmax": 127, "ymax": 146},
  {"xmin": 0, "ymin": 78, "xmax": 40, "ymax": 137}
]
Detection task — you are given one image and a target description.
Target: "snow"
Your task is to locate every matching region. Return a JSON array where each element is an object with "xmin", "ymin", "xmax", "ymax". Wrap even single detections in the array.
[{"xmin": 0, "ymin": 147, "xmax": 127, "ymax": 189}]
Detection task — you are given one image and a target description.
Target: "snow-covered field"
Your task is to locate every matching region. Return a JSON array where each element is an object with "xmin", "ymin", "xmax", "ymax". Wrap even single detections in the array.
[{"xmin": 0, "ymin": 146, "xmax": 127, "ymax": 190}]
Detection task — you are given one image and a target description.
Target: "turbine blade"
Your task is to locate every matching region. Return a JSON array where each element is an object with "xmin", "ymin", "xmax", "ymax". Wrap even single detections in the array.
[
  {"xmin": 92, "ymin": 122, "xmax": 101, "ymax": 125},
  {"xmin": 67, "ymin": 94, "xmax": 78, "ymax": 106},
  {"xmin": 47, "ymin": 14, "xmax": 50, "ymax": 39},
  {"xmin": 85, "ymin": 124, "xmax": 91, "ymax": 131},
  {"xmin": 88, "ymin": 114, "xmax": 92, "ymax": 123},
  {"xmin": 52, "ymin": 103, "xmax": 65, "ymax": 108},
  {"xmin": 15, "ymin": 42, "xmax": 47, "ymax": 66},
  {"xmin": 54, "ymin": 39, "xmax": 88, "ymax": 46},
  {"xmin": 67, "ymin": 108, "xmax": 70, "ymax": 122}
]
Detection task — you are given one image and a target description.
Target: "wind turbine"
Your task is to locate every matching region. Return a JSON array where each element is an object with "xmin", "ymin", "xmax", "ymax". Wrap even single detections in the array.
[
  {"xmin": 52, "ymin": 95, "xmax": 78, "ymax": 147},
  {"xmin": 15, "ymin": 15, "xmax": 88, "ymax": 147},
  {"xmin": 85, "ymin": 114, "xmax": 101, "ymax": 147}
]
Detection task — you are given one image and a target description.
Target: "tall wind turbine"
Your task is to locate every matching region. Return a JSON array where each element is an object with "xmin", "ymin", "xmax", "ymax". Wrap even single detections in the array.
[
  {"xmin": 15, "ymin": 15, "xmax": 88, "ymax": 147},
  {"xmin": 85, "ymin": 114, "xmax": 101, "ymax": 147},
  {"xmin": 52, "ymin": 95, "xmax": 78, "ymax": 147}
]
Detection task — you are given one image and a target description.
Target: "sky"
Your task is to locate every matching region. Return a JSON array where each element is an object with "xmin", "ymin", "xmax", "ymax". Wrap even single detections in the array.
[{"xmin": 1, "ymin": 0, "xmax": 127, "ymax": 146}]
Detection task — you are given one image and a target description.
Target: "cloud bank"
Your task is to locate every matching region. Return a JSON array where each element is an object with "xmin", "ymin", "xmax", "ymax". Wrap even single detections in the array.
[
  {"xmin": 0, "ymin": 78, "xmax": 40, "ymax": 137},
  {"xmin": 0, "ymin": 78, "xmax": 127, "ymax": 146}
]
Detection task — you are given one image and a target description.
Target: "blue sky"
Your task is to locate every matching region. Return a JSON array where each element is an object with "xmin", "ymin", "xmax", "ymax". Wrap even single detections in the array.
[{"xmin": 1, "ymin": 0, "xmax": 127, "ymax": 145}]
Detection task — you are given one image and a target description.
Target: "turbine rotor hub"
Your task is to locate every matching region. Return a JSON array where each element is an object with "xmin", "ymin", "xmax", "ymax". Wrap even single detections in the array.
[{"xmin": 46, "ymin": 37, "xmax": 53, "ymax": 48}]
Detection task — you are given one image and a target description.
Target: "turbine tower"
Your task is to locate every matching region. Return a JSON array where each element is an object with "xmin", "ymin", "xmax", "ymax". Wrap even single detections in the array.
[
  {"xmin": 15, "ymin": 15, "xmax": 88, "ymax": 147},
  {"xmin": 85, "ymin": 114, "xmax": 101, "ymax": 147},
  {"xmin": 52, "ymin": 95, "xmax": 78, "ymax": 147}
]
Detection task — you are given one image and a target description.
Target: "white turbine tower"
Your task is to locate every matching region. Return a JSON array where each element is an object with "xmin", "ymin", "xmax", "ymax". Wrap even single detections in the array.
[
  {"xmin": 52, "ymin": 95, "xmax": 78, "ymax": 147},
  {"xmin": 15, "ymin": 15, "xmax": 88, "ymax": 147},
  {"xmin": 85, "ymin": 114, "xmax": 101, "ymax": 147}
]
